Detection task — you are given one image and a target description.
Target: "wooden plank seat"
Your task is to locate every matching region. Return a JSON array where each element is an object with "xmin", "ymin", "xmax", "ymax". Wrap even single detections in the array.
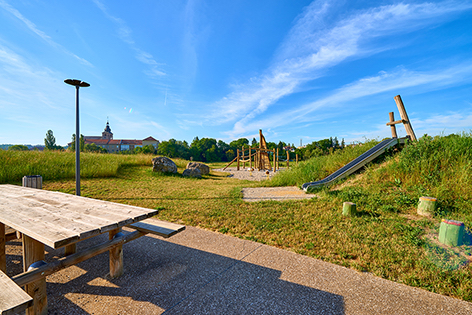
[
  {"xmin": 127, "ymin": 218, "xmax": 185, "ymax": 238},
  {"xmin": 0, "ymin": 270, "xmax": 33, "ymax": 315}
]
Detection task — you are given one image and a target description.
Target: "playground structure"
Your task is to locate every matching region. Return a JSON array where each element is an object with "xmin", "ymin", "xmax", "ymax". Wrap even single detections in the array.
[
  {"xmin": 223, "ymin": 130, "xmax": 298, "ymax": 171},
  {"xmin": 302, "ymin": 95, "xmax": 417, "ymax": 191},
  {"xmin": 387, "ymin": 95, "xmax": 417, "ymax": 141}
]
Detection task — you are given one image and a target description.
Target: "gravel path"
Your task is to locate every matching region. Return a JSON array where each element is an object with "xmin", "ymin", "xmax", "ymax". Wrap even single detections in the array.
[
  {"xmin": 241, "ymin": 186, "xmax": 317, "ymax": 202},
  {"xmin": 212, "ymin": 167, "xmax": 279, "ymax": 181},
  {"xmin": 213, "ymin": 167, "xmax": 317, "ymax": 202}
]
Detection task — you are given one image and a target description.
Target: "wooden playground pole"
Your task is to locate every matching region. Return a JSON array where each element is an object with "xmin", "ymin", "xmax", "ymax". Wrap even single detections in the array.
[
  {"xmin": 276, "ymin": 148, "xmax": 279, "ymax": 170},
  {"xmin": 237, "ymin": 149, "xmax": 240, "ymax": 171},
  {"xmin": 273, "ymin": 149, "xmax": 276, "ymax": 171},
  {"xmin": 250, "ymin": 148, "xmax": 252, "ymax": 169},
  {"xmin": 286, "ymin": 151, "xmax": 289, "ymax": 168},
  {"xmin": 296, "ymin": 154, "xmax": 298, "ymax": 164},
  {"xmin": 394, "ymin": 95, "xmax": 417, "ymax": 141},
  {"xmin": 388, "ymin": 112, "xmax": 398, "ymax": 138},
  {"xmin": 242, "ymin": 146, "xmax": 245, "ymax": 169}
]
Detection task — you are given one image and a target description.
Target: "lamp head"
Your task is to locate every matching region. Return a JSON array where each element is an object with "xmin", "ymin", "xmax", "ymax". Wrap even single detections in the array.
[{"xmin": 64, "ymin": 79, "xmax": 90, "ymax": 87}]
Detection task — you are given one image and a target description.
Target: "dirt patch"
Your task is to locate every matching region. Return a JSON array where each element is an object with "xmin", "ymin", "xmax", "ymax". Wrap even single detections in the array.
[
  {"xmin": 242, "ymin": 187, "xmax": 318, "ymax": 202},
  {"xmin": 212, "ymin": 167, "xmax": 282, "ymax": 181},
  {"xmin": 212, "ymin": 168, "xmax": 316, "ymax": 202}
]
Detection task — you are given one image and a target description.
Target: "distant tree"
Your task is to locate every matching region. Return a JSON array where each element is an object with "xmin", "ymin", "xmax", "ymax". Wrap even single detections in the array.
[
  {"xmin": 266, "ymin": 141, "xmax": 277, "ymax": 150},
  {"xmin": 251, "ymin": 138, "xmax": 258, "ymax": 147},
  {"xmin": 8, "ymin": 145, "xmax": 29, "ymax": 151},
  {"xmin": 44, "ymin": 130, "xmax": 63, "ymax": 150},
  {"xmin": 333, "ymin": 136, "xmax": 339, "ymax": 148},
  {"xmin": 69, "ymin": 134, "xmax": 85, "ymax": 152},
  {"xmin": 225, "ymin": 149, "xmax": 235, "ymax": 161},
  {"xmin": 84, "ymin": 143, "xmax": 106, "ymax": 153},
  {"xmin": 141, "ymin": 144, "xmax": 156, "ymax": 154},
  {"xmin": 190, "ymin": 137, "xmax": 219, "ymax": 162},
  {"xmin": 157, "ymin": 139, "xmax": 178, "ymax": 158},
  {"xmin": 229, "ymin": 138, "xmax": 249, "ymax": 150},
  {"xmin": 277, "ymin": 141, "xmax": 286, "ymax": 152}
]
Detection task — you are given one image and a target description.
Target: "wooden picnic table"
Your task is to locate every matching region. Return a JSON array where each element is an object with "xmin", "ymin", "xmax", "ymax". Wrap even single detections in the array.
[{"xmin": 0, "ymin": 184, "xmax": 184, "ymax": 315}]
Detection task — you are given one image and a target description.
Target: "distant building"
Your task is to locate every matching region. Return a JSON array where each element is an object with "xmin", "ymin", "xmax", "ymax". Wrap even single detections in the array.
[{"xmin": 80, "ymin": 121, "xmax": 159, "ymax": 153}]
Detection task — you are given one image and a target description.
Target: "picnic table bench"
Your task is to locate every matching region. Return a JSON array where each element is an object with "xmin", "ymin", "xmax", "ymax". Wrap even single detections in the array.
[{"xmin": 0, "ymin": 184, "xmax": 185, "ymax": 315}]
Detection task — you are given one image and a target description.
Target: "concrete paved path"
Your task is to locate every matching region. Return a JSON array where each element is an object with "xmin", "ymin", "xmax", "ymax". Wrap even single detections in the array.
[{"xmin": 7, "ymin": 225, "xmax": 472, "ymax": 314}]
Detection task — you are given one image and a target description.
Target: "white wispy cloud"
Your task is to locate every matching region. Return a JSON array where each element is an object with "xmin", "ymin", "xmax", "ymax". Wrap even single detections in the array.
[
  {"xmin": 92, "ymin": 0, "xmax": 166, "ymax": 77},
  {"xmin": 0, "ymin": 44, "xmax": 67, "ymax": 110},
  {"xmin": 208, "ymin": 0, "xmax": 472, "ymax": 136},
  {"xmin": 222, "ymin": 63, "xmax": 472, "ymax": 139},
  {"xmin": 0, "ymin": 0, "xmax": 92, "ymax": 66}
]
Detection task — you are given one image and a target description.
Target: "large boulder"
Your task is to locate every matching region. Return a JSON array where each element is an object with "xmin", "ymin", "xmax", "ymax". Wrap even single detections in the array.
[
  {"xmin": 182, "ymin": 168, "xmax": 202, "ymax": 178},
  {"xmin": 186, "ymin": 162, "xmax": 210, "ymax": 175},
  {"xmin": 152, "ymin": 156, "xmax": 177, "ymax": 173}
]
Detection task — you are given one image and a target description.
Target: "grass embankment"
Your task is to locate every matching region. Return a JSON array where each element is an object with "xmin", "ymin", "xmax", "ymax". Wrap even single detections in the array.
[
  {"xmin": 1, "ymin": 135, "xmax": 472, "ymax": 301},
  {"xmin": 269, "ymin": 140, "xmax": 381, "ymax": 187}
]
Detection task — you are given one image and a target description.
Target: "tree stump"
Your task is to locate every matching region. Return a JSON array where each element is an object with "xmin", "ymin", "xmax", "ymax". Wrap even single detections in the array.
[
  {"xmin": 417, "ymin": 196, "xmax": 437, "ymax": 216},
  {"xmin": 342, "ymin": 202, "xmax": 356, "ymax": 217}
]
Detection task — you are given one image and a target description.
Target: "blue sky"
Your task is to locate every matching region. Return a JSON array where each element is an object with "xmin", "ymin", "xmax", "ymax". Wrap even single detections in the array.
[{"xmin": 1, "ymin": 0, "xmax": 471, "ymax": 146}]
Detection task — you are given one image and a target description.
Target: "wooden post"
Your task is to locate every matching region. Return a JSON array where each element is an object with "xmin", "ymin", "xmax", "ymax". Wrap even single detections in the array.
[
  {"xmin": 394, "ymin": 95, "xmax": 417, "ymax": 141},
  {"xmin": 257, "ymin": 149, "xmax": 260, "ymax": 170},
  {"xmin": 342, "ymin": 202, "xmax": 357, "ymax": 217},
  {"xmin": 250, "ymin": 148, "xmax": 252, "ymax": 169},
  {"xmin": 296, "ymin": 154, "xmax": 298, "ymax": 164},
  {"xmin": 23, "ymin": 235, "xmax": 47, "ymax": 315},
  {"xmin": 242, "ymin": 146, "xmax": 245, "ymax": 169},
  {"xmin": 417, "ymin": 196, "xmax": 437, "ymax": 217},
  {"xmin": 0, "ymin": 223, "xmax": 5, "ymax": 273},
  {"xmin": 64, "ymin": 243, "xmax": 77, "ymax": 256},
  {"xmin": 109, "ymin": 228, "xmax": 123, "ymax": 278},
  {"xmin": 276, "ymin": 148, "xmax": 279, "ymax": 170},
  {"xmin": 439, "ymin": 219, "xmax": 465, "ymax": 247},
  {"xmin": 273, "ymin": 149, "xmax": 276, "ymax": 171},
  {"xmin": 287, "ymin": 150, "xmax": 289, "ymax": 168},
  {"xmin": 237, "ymin": 149, "xmax": 240, "ymax": 171},
  {"xmin": 389, "ymin": 112, "xmax": 398, "ymax": 138}
]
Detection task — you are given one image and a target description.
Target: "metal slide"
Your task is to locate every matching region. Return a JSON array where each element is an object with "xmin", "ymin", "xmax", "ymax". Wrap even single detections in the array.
[{"xmin": 302, "ymin": 138, "xmax": 402, "ymax": 192}]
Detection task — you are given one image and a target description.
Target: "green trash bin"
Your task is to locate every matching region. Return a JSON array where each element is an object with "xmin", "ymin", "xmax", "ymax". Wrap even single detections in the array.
[{"xmin": 438, "ymin": 219, "xmax": 465, "ymax": 247}]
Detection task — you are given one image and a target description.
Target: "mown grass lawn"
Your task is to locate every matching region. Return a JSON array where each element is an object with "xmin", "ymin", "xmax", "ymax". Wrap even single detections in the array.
[{"xmin": 43, "ymin": 163, "xmax": 472, "ymax": 302}]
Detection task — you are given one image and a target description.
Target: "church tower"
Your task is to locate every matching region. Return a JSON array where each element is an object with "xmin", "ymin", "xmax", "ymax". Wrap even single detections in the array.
[{"xmin": 102, "ymin": 120, "xmax": 113, "ymax": 140}]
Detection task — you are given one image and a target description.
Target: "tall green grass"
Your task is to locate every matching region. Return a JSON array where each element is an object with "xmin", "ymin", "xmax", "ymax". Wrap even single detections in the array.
[
  {"xmin": 366, "ymin": 133, "xmax": 472, "ymax": 220},
  {"xmin": 269, "ymin": 140, "xmax": 380, "ymax": 187},
  {"xmin": 0, "ymin": 150, "xmax": 154, "ymax": 183}
]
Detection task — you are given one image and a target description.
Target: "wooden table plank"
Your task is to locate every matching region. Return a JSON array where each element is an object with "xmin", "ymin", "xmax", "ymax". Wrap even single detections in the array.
[
  {"xmin": 0, "ymin": 200, "xmax": 79, "ymax": 248},
  {"xmin": 0, "ymin": 185, "xmax": 159, "ymax": 249},
  {"xmin": 0, "ymin": 185, "xmax": 158, "ymax": 220},
  {"xmin": 1, "ymin": 195, "xmax": 119, "ymax": 233},
  {"xmin": 0, "ymin": 190, "xmax": 158, "ymax": 233},
  {"xmin": 0, "ymin": 197, "xmax": 103, "ymax": 239}
]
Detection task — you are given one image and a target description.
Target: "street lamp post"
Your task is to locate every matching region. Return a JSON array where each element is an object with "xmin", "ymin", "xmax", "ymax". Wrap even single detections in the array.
[{"xmin": 64, "ymin": 79, "xmax": 90, "ymax": 196}]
